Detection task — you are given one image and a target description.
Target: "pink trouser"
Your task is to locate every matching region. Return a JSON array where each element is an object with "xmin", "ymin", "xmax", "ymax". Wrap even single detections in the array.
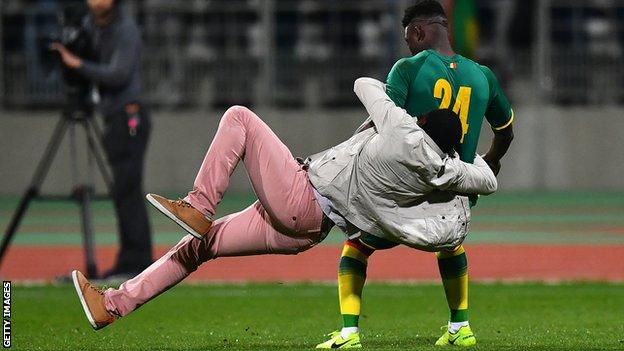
[{"xmin": 104, "ymin": 106, "xmax": 325, "ymax": 317}]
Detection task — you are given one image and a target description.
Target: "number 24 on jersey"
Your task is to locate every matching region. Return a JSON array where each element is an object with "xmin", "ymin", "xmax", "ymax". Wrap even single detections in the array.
[{"xmin": 433, "ymin": 78, "xmax": 471, "ymax": 143}]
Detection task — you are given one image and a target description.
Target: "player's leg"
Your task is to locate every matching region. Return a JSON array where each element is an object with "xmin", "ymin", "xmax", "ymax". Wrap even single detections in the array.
[
  {"xmin": 316, "ymin": 239, "xmax": 372, "ymax": 349},
  {"xmin": 339, "ymin": 235, "xmax": 398, "ymax": 331},
  {"xmin": 317, "ymin": 234, "xmax": 398, "ymax": 349},
  {"xmin": 435, "ymin": 245, "xmax": 476, "ymax": 346},
  {"xmin": 338, "ymin": 240, "xmax": 373, "ymax": 333},
  {"xmin": 74, "ymin": 200, "xmax": 324, "ymax": 329}
]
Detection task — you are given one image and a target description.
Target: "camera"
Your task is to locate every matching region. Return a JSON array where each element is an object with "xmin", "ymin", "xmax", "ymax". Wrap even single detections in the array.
[{"xmin": 41, "ymin": 2, "xmax": 93, "ymax": 113}]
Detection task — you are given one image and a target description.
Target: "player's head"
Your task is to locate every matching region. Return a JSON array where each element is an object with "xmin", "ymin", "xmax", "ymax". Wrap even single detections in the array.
[
  {"xmin": 417, "ymin": 108, "xmax": 462, "ymax": 154},
  {"xmin": 402, "ymin": 0, "xmax": 449, "ymax": 55}
]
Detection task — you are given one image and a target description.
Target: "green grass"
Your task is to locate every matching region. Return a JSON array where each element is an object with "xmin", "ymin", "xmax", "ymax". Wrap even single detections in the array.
[{"xmin": 11, "ymin": 283, "xmax": 624, "ymax": 350}]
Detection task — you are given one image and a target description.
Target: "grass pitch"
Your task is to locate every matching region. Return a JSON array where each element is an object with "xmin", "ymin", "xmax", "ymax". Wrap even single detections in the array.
[{"xmin": 12, "ymin": 282, "xmax": 624, "ymax": 350}]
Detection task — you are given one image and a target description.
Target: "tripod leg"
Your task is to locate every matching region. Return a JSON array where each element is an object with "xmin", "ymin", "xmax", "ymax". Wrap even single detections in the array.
[
  {"xmin": 32, "ymin": 117, "xmax": 71, "ymax": 187},
  {"xmin": 84, "ymin": 119, "xmax": 113, "ymax": 194},
  {"xmin": 78, "ymin": 186, "xmax": 98, "ymax": 278},
  {"xmin": 0, "ymin": 189, "xmax": 37, "ymax": 267},
  {"xmin": 0, "ymin": 117, "xmax": 70, "ymax": 268}
]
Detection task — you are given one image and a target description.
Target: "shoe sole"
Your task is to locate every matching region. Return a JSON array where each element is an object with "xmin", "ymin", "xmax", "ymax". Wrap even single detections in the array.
[
  {"xmin": 145, "ymin": 194, "xmax": 203, "ymax": 239},
  {"xmin": 71, "ymin": 270, "xmax": 99, "ymax": 330}
]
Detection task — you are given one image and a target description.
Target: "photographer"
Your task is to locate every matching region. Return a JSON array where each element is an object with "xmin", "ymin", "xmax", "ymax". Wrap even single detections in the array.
[{"xmin": 51, "ymin": 0, "xmax": 152, "ymax": 279}]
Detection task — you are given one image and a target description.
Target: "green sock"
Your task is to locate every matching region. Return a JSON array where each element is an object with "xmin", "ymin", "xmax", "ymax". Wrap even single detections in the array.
[{"xmin": 342, "ymin": 314, "xmax": 359, "ymax": 328}]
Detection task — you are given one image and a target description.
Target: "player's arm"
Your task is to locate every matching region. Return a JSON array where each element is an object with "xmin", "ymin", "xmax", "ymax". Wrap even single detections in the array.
[
  {"xmin": 480, "ymin": 65, "xmax": 515, "ymax": 175},
  {"xmin": 353, "ymin": 77, "xmax": 412, "ymax": 134},
  {"xmin": 483, "ymin": 124, "xmax": 514, "ymax": 175},
  {"xmin": 430, "ymin": 154, "xmax": 498, "ymax": 195}
]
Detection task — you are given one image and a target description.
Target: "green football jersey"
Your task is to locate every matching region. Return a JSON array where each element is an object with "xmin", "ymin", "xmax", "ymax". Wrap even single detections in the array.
[{"xmin": 386, "ymin": 49, "xmax": 513, "ymax": 163}]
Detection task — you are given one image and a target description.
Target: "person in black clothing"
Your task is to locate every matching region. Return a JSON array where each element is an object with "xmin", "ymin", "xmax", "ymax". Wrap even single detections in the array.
[{"xmin": 51, "ymin": 0, "xmax": 152, "ymax": 279}]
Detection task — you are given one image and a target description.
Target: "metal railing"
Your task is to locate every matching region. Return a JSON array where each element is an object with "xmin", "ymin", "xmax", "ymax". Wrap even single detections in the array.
[
  {"xmin": 535, "ymin": 0, "xmax": 624, "ymax": 105},
  {"xmin": 3, "ymin": 0, "xmax": 622, "ymax": 109},
  {"xmin": 1, "ymin": 0, "xmax": 405, "ymax": 109}
]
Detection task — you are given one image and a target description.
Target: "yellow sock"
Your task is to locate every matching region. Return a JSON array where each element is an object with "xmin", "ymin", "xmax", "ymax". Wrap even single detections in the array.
[
  {"xmin": 338, "ymin": 240, "xmax": 373, "ymax": 327},
  {"xmin": 436, "ymin": 245, "xmax": 469, "ymax": 322}
]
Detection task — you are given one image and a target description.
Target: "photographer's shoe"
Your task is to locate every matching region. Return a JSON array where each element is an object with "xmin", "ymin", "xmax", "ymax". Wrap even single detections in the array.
[
  {"xmin": 146, "ymin": 193, "xmax": 213, "ymax": 239},
  {"xmin": 72, "ymin": 270, "xmax": 116, "ymax": 330}
]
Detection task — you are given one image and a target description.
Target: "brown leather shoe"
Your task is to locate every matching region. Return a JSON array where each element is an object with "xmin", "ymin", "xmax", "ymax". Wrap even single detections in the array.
[
  {"xmin": 72, "ymin": 270, "xmax": 116, "ymax": 330},
  {"xmin": 146, "ymin": 193, "xmax": 213, "ymax": 239}
]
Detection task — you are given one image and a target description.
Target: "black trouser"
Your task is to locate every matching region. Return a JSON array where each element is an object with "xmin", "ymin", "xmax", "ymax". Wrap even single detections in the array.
[{"xmin": 102, "ymin": 105, "xmax": 152, "ymax": 272}]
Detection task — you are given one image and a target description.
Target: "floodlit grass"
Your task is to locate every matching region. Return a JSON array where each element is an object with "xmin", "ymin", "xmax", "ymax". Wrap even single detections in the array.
[{"xmin": 11, "ymin": 282, "xmax": 624, "ymax": 350}]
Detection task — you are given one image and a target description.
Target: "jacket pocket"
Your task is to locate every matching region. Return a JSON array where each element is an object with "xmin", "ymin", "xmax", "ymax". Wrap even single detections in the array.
[
  {"xmin": 309, "ymin": 150, "xmax": 350, "ymax": 188},
  {"xmin": 424, "ymin": 212, "xmax": 469, "ymax": 250}
]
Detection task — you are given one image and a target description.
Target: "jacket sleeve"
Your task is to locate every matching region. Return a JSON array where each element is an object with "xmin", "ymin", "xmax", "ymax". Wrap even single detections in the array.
[
  {"xmin": 430, "ymin": 154, "xmax": 498, "ymax": 195},
  {"xmin": 77, "ymin": 26, "xmax": 140, "ymax": 89},
  {"xmin": 353, "ymin": 117, "xmax": 374, "ymax": 135},
  {"xmin": 353, "ymin": 77, "xmax": 413, "ymax": 134}
]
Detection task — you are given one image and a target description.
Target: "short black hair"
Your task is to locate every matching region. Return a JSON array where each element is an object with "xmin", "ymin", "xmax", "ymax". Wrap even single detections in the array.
[
  {"xmin": 402, "ymin": 0, "xmax": 447, "ymax": 28},
  {"xmin": 418, "ymin": 108, "xmax": 462, "ymax": 154}
]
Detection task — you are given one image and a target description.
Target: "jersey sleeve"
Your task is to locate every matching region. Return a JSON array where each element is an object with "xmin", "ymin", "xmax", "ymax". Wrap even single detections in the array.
[{"xmin": 480, "ymin": 65, "xmax": 514, "ymax": 130}]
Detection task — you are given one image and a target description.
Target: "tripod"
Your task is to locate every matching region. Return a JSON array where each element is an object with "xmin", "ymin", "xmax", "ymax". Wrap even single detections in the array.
[{"xmin": 0, "ymin": 104, "xmax": 112, "ymax": 278}]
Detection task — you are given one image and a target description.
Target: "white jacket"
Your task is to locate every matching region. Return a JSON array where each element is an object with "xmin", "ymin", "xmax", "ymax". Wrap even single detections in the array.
[{"xmin": 307, "ymin": 78, "xmax": 497, "ymax": 251}]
